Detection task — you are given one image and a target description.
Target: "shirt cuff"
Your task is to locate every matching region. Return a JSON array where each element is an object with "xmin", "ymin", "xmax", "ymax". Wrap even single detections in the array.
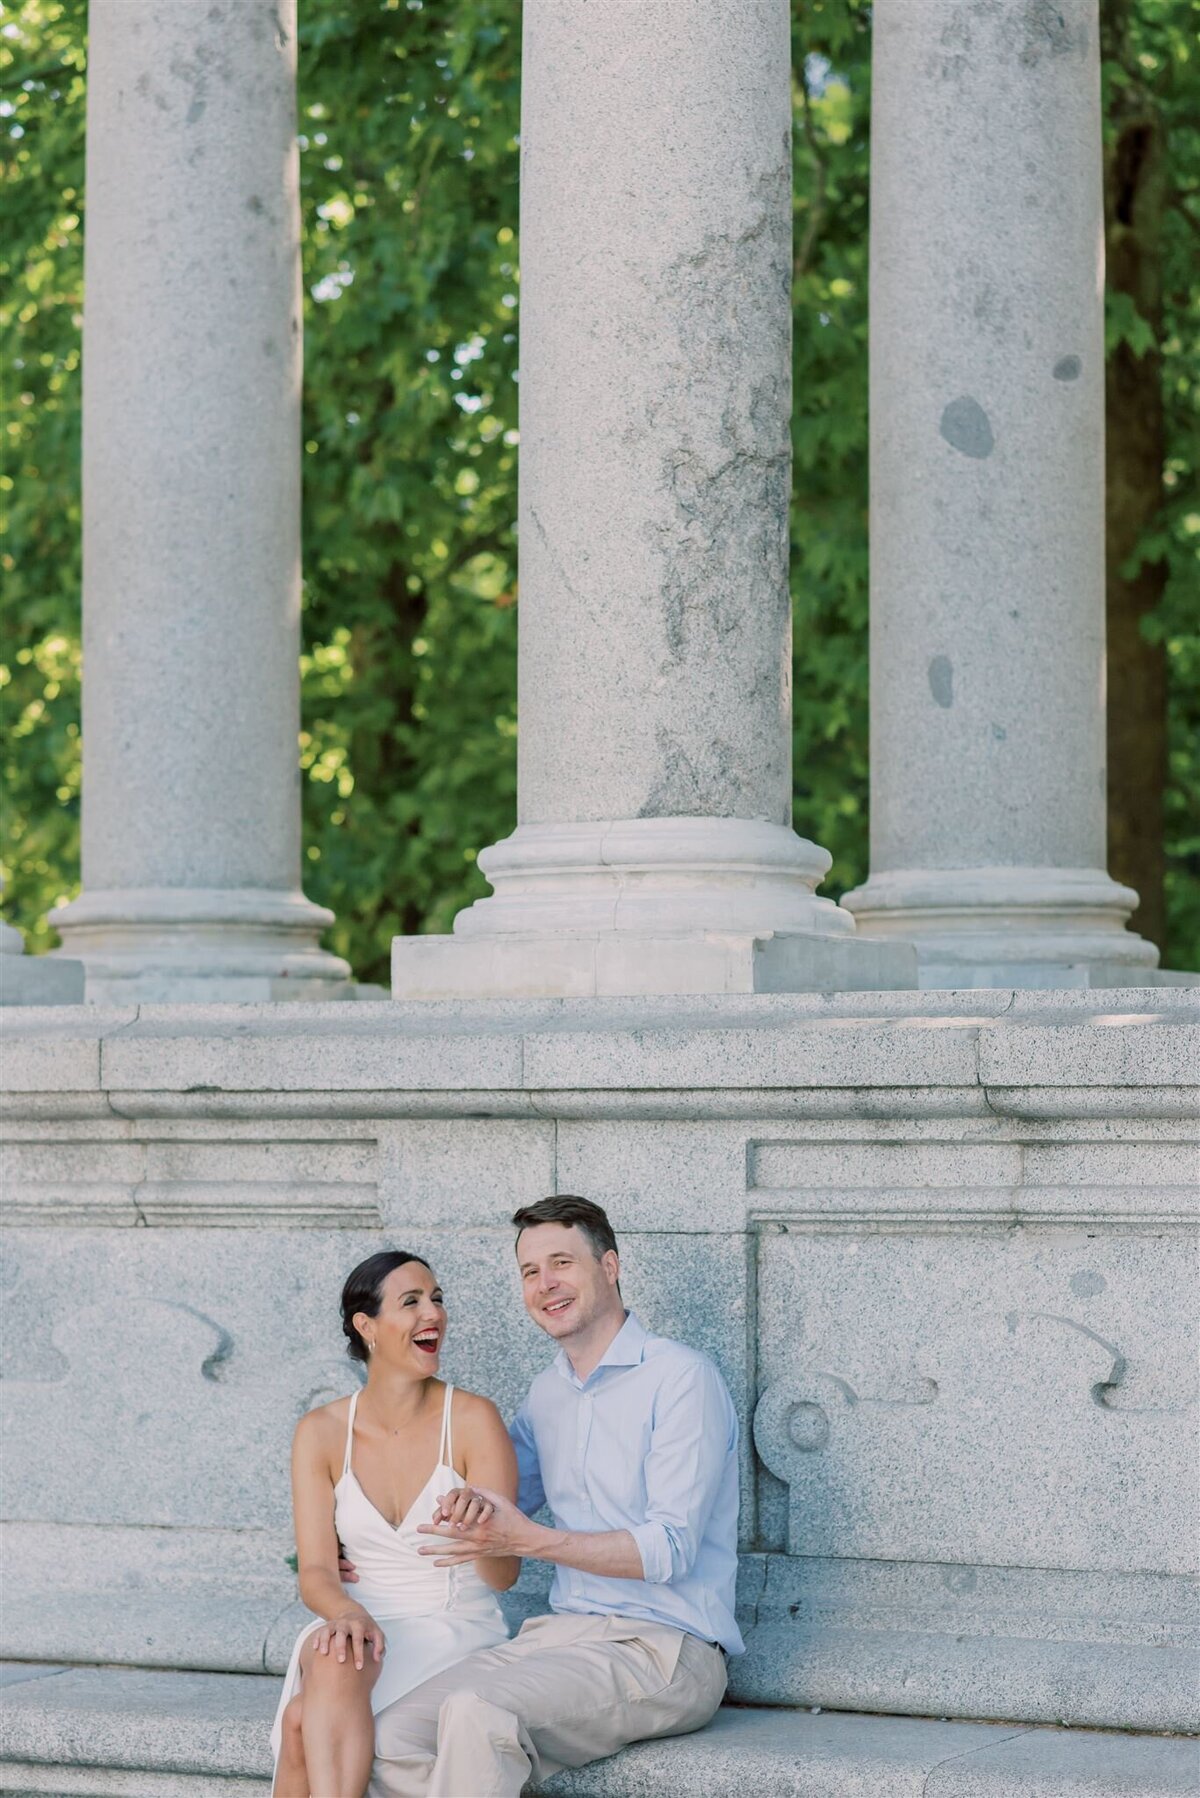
[{"xmin": 628, "ymin": 1520, "xmax": 673, "ymax": 1585}]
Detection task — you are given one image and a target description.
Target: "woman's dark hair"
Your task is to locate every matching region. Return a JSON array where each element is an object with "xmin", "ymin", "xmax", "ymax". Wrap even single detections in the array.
[{"xmin": 341, "ymin": 1250, "xmax": 433, "ymax": 1364}]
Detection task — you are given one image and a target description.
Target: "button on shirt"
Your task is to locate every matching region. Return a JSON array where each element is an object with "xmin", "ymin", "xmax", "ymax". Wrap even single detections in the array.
[{"xmin": 509, "ymin": 1311, "xmax": 743, "ymax": 1655}]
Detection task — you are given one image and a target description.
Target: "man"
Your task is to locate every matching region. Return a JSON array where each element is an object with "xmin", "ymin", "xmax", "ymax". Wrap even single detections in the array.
[{"xmin": 365, "ymin": 1193, "xmax": 742, "ymax": 1798}]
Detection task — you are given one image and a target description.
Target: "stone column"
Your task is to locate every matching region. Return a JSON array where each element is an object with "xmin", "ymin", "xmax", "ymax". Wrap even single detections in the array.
[
  {"xmin": 841, "ymin": 0, "xmax": 1160, "ymax": 987},
  {"xmin": 50, "ymin": 0, "xmax": 350, "ymax": 1002},
  {"xmin": 392, "ymin": 0, "xmax": 913, "ymax": 999}
]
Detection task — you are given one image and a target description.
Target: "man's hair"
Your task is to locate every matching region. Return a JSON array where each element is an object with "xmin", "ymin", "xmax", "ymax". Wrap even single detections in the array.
[{"xmin": 511, "ymin": 1194, "xmax": 619, "ymax": 1262}]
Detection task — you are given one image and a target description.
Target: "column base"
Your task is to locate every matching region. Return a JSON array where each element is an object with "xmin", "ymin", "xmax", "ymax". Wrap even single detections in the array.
[
  {"xmin": 839, "ymin": 866, "xmax": 1191, "ymax": 990},
  {"xmin": 48, "ymin": 887, "xmax": 354, "ymax": 1004},
  {"xmin": 392, "ymin": 816, "xmax": 917, "ymax": 998},
  {"xmin": 457, "ymin": 817, "xmax": 860, "ymax": 937}
]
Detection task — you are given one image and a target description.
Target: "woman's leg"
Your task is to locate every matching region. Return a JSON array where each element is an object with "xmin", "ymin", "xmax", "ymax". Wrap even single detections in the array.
[
  {"xmin": 297, "ymin": 1630, "xmax": 383, "ymax": 1798},
  {"xmin": 272, "ymin": 1694, "xmax": 309, "ymax": 1798}
]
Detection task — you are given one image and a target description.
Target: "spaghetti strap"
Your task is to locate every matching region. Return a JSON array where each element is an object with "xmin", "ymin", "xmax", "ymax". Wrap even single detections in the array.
[
  {"xmin": 342, "ymin": 1389, "xmax": 359, "ymax": 1481},
  {"xmin": 438, "ymin": 1383, "xmax": 454, "ymax": 1471}
]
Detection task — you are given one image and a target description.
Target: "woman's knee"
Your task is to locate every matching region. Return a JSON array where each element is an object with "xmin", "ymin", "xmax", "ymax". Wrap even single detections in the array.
[{"xmin": 302, "ymin": 1642, "xmax": 377, "ymax": 1698}]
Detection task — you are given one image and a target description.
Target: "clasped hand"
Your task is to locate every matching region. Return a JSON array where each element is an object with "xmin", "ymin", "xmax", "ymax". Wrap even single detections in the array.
[{"xmin": 415, "ymin": 1484, "xmax": 525, "ymax": 1564}]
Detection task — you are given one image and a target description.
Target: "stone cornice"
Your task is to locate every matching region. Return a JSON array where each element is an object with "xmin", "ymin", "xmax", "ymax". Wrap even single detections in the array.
[{"xmin": 1, "ymin": 991, "xmax": 1195, "ymax": 1124}]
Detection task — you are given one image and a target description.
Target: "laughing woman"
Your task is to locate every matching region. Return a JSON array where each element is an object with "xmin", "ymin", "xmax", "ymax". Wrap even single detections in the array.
[{"xmin": 271, "ymin": 1251, "xmax": 517, "ymax": 1798}]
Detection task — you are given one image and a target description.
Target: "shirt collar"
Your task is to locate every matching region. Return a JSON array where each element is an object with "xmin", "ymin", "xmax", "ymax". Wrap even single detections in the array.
[{"xmin": 554, "ymin": 1309, "xmax": 648, "ymax": 1387}]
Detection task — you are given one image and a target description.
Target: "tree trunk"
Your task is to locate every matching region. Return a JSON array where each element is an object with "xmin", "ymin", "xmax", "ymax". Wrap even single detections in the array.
[{"xmin": 1101, "ymin": 0, "xmax": 1169, "ymax": 953}]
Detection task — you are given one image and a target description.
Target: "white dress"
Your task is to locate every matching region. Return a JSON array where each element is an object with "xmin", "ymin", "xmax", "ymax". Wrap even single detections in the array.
[{"xmin": 270, "ymin": 1383, "xmax": 509, "ymax": 1768}]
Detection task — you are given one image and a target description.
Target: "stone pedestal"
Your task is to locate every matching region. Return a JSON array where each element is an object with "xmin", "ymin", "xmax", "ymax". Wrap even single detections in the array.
[
  {"xmin": 392, "ymin": 0, "xmax": 912, "ymax": 1000},
  {"xmin": 49, "ymin": 0, "xmax": 350, "ymax": 1004},
  {"xmin": 840, "ymin": 0, "xmax": 1167, "ymax": 989},
  {"xmin": 0, "ymin": 910, "xmax": 83, "ymax": 1008}
]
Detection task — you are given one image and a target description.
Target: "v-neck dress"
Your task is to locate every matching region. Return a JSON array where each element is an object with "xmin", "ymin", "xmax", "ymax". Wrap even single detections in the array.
[{"xmin": 269, "ymin": 1383, "xmax": 509, "ymax": 1768}]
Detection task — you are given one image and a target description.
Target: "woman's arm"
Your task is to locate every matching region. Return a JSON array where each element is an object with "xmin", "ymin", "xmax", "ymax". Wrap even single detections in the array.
[
  {"xmin": 450, "ymin": 1394, "xmax": 521, "ymax": 1592},
  {"xmin": 292, "ymin": 1409, "xmax": 385, "ymax": 1666}
]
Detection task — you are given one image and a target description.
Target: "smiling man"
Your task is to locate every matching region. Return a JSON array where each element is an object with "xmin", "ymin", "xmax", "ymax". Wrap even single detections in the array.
[{"xmin": 366, "ymin": 1193, "xmax": 742, "ymax": 1798}]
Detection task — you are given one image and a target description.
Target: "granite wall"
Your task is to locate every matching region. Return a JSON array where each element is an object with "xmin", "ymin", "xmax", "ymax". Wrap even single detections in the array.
[{"xmin": 1, "ymin": 990, "xmax": 1195, "ymax": 1733}]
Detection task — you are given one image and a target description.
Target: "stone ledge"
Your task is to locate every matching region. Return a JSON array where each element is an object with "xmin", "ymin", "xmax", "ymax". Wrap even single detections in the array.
[
  {"xmin": 1, "ymin": 1665, "xmax": 1195, "ymax": 1798},
  {"xmin": 2, "ymin": 990, "xmax": 1195, "ymax": 1114}
]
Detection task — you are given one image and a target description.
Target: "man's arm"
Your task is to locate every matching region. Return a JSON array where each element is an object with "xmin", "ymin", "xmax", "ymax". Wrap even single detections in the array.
[
  {"xmin": 420, "ymin": 1357, "xmax": 734, "ymax": 1584},
  {"xmin": 622, "ymin": 1357, "xmax": 735, "ymax": 1585},
  {"xmin": 509, "ymin": 1401, "xmax": 547, "ymax": 1517},
  {"xmin": 420, "ymin": 1486, "xmax": 646, "ymax": 1577}
]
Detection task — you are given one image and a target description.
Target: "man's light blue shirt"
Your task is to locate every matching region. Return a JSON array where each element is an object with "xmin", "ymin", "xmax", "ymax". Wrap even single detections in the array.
[{"xmin": 510, "ymin": 1310, "xmax": 743, "ymax": 1655}]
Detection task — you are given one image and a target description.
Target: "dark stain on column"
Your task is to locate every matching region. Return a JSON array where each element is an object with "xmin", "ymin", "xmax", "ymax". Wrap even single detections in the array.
[
  {"xmin": 928, "ymin": 656, "xmax": 954, "ymax": 708},
  {"xmin": 939, "ymin": 395, "xmax": 994, "ymax": 458}
]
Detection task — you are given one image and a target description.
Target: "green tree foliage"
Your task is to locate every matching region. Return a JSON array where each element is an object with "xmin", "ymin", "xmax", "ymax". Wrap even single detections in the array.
[
  {"xmin": 1099, "ymin": 0, "xmax": 1200, "ymax": 962},
  {"xmin": 294, "ymin": 0, "xmax": 521, "ymax": 979},
  {"xmin": 2, "ymin": 0, "xmax": 1197, "ymax": 983},
  {"xmin": 0, "ymin": 0, "xmax": 85, "ymax": 944}
]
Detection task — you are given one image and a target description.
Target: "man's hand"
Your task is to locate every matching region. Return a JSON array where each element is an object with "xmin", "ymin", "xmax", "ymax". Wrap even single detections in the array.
[
  {"xmin": 337, "ymin": 1540, "xmax": 359, "ymax": 1584},
  {"xmin": 417, "ymin": 1486, "xmax": 534, "ymax": 1564}
]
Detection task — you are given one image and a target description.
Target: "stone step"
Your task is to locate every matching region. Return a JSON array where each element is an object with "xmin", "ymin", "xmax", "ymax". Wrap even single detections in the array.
[{"xmin": 1, "ymin": 1664, "xmax": 1197, "ymax": 1797}]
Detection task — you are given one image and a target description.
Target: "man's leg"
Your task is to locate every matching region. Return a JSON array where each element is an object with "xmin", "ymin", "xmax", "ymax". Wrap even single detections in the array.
[{"xmin": 369, "ymin": 1616, "xmax": 727, "ymax": 1798}]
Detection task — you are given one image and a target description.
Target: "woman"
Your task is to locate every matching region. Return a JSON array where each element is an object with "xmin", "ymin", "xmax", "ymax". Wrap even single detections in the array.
[{"xmin": 271, "ymin": 1250, "xmax": 518, "ymax": 1798}]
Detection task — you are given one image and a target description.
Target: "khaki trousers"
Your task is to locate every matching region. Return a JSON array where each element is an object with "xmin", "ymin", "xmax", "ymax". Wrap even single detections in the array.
[{"xmin": 367, "ymin": 1612, "xmax": 727, "ymax": 1798}]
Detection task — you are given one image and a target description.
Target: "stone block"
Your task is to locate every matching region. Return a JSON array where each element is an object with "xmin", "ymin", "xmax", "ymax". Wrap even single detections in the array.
[
  {"xmin": 99, "ymin": 1003, "xmax": 533, "ymax": 1093},
  {"xmin": 753, "ymin": 1226, "xmax": 1197, "ymax": 1576},
  {"xmin": 0, "ymin": 955, "xmax": 85, "ymax": 1006},
  {"xmin": 926, "ymin": 1725, "xmax": 1200, "ymax": 1796},
  {"xmin": 374, "ymin": 1119, "xmax": 556, "ymax": 1229},
  {"xmin": 523, "ymin": 1008, "xmax": 983, "ymax": 1092},
  {"xmin": 921, "ymin": 958, "xmax": 1198, "ymax": 992},
  {"xmin": 0, "ymin": 1009, "xmax": 136, "ymax": 1094},
  {"xmin": 392, "ymin": 929, "xmax": 917, "ymax": 1000},
  {"xmin": 978, "ymin": 1007, "xmax": 1200, "ymax": 1091},
  {"xmin": 0, "ymin": 1228, "xmax": 383, "ymax": 1532},
  {"xmin": 1005, "ymin": 988, "xmax": 1195, "ymax": 1013},
  {"xmin": 0, "ymin": 1524, "xmax": 298, "ymax": 1674},
  {"xmin": 752, "ymin": 1135, "xmax": 1023, "ymax": 1191},
  {"xmin": 0, "ymin": 1669, "xmax": 64, "ymax": 1690},
  {"xmin": 0, "ymin": 1125, "xmax": 383, "ymax": 1228},
  {"xmin": 0, "ymin": 1667, "xmax": 274, "ymax": 1780},
  {"xmin": 2, "ymin": 1769, "xmax": 269, "ymax": 1795},
  {"xmin": 732, "ymin": 1554, "xmax": 1198, "ymax": 1732},
  {"xmin": 555, "ymin": 1118, "xmax": 754, "ymax": 1232}
]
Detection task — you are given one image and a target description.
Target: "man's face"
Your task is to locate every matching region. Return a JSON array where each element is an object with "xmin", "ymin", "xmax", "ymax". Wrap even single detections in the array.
[{"xmin": 516, "ymin": 1221, "xmax": 621, "ymax": 1342}]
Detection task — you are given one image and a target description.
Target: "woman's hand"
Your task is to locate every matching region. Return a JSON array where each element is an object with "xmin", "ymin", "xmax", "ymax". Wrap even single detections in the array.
[
  {"xmin": 417, "ymin": 1486, "xmax": 531, "ymax": 1563},
  {"xmin": 433, "ymin": 1488, "xmax": 496, "ymax": 1531},
  {"xmin": 313, "ymin": 1604, "xmax": 385, "ymax": 1671}
]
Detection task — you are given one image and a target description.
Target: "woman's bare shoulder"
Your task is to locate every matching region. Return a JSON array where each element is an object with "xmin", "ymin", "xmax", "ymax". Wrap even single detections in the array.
[
  {"xmin": 451, "ymin": 1386, "xmax": 508, "ymax": 1435},
  {"xmin": 294, "ymin": 1392, "xmax": 354, "ymax": 1447}
]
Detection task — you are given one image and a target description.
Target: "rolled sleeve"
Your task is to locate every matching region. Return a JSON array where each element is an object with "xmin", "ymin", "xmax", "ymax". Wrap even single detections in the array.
[
  {"xmin": 627, "ymin": 1519, "xmax": 674, "ymax": 1585},
  {"xmin": 636, "ymin": 1359, "xmax": 736, "ymax": 1585}
]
